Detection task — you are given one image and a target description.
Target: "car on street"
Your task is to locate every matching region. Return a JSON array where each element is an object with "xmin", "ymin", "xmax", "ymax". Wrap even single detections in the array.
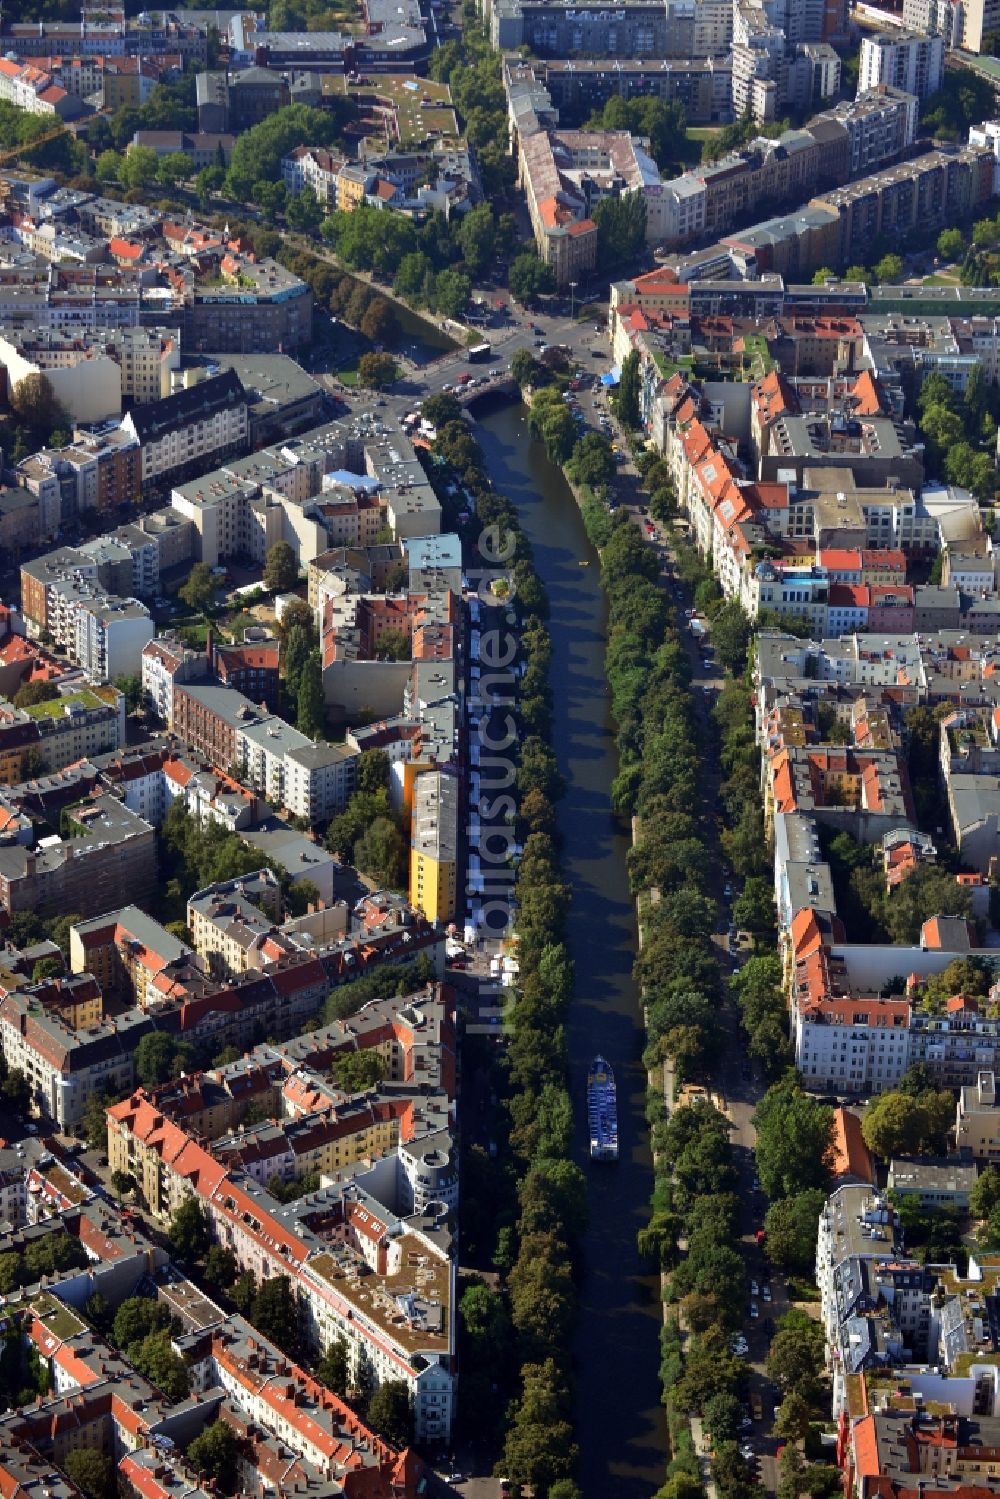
[
  {"xmin": 762, "ymin": 1284, "xmax": 772, "ymax": 1302},
  {"xmin": 750, "ymin": 1279, "xmax": 759, "ymax": 1296},
  {"xmin": 750, "ymin": 1301, "xmax": 759, "ymax": 1319}
]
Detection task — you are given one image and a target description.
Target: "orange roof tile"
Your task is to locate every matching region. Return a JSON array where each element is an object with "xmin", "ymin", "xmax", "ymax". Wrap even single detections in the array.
[{"xmin": 830, "ymin": 1107, "xmax": 874, "ymax": 1183}]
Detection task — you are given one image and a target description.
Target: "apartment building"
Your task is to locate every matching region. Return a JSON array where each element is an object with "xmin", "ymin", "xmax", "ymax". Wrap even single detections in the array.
[
  {"xmin": 140, "ymin": 637, "xmax": 203, "ymax": 727},
  {"xmin": 493, "ymin": 0, "xmax": 732, "ymax": 57},
  {"xmin": 0, "ymin": 685, "xmax": 124, "ymax": 778},
  {"xmin": 171, "ymin": 681, "xmax": 358, "ymax": 820},
  {"xmin": 409, "ymin": 770, "xmax": 458, "ymax": 924},
  {"xmin": 18, "ymin": 551, "xmax": 153, "ymax": 680},
  {"xmin": 213, "ymin": 636, "xmax": 281, "ymax": 712},
  {"xmin": 0, "ymin": 904, "xmax": 443, "ymax": 1127},
  {"xmin": 186, "ymin": 870, "xmax": 284, "ymax": 977},
  {"xmin": 530, "ymin": 58, "xmax": 733, "ymax": 126},
  {"xmin": 184, "ymin": 257, "xmax": 314, "ymax": 355},
  {"xmin": 190, "ymin": 1320, "xmax": 424, "ymax": 1488},
  {"xmin": 120, "ymin": 370, "xmax": 249, "ymax": 487},
  {"xmin": 69, "ymin": 906, "xmax": 194, "ymax": 1009},
  {"xmin": 74, "ymin": 596, "xmax": 154, "ymax": 680},
  {"xmin": 816, "ymin": 1184, "xmax": 932, "ymax": 1408},
  {"xmin": 859, "ymin": 30, "xmax": 944, "ymax": 101},
  {"xmin": 0, "ymin": 986, "xmax": 154, "ymax": 1127},
  {"xmin": 0, "ymin": 329, "xmax": 122, "ymax": 423},
  {"xmin": 652, "ymin": 88, "xmax": 916, "ymax": 249},
  {"xmin": 518, "ymin": 126, "xmax": 667, "ymax": 284},
  {"xmin": 281, "ymin": 145, "xmax": 348, "ymax": 205},
  {"xmin": 956, "ymin": 1070, "xmax": 1000, "ymax": 1160},
  {"xmin": 0, "ymin": 57, "xmax": 85, "ymax": 117},
  {"xmin": 17, "ymin": 428, "xmax": 143, "ymax": 521},
  {"xmin": 0, "ymin": 14, "xmax": 208, "ymax": 61},
  {"xmin": 0, "ymin": 794, "xmax": 156, "ymax": 921},
  {"xmin": 816, "ymin": 147, "xmax": 995, "ymax": 269},
  {"xmin": 961, "ymin": 0, "xmax": 1000, "ymax": 52},
  {"xmin": 106, "ymin": 980, "xmax": 456, "ymax": 1441}
]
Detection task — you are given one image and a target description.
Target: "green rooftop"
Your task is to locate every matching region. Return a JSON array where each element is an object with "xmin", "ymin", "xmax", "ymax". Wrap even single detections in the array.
[
  {"xmin": 324, "ymin": 72, "xmax": 459, "ymax": 147},
  {"xmin": 23, "ymin": 689, "xmax": 110, "ymax": 720},
  {"xmin": 30, "ymin": 1291, "xmax": 86, "ymax": 1342}
]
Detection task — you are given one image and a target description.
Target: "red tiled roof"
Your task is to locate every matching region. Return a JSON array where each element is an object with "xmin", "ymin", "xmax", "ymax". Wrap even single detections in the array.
[{"xmin": 830, "ymin": 1107, "xmax": 874, "ymax": 1183}]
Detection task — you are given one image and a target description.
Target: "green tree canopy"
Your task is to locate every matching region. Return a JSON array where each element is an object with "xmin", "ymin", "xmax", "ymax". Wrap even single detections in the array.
[
  {"xmin": 753, "ymin": 1080, "xmax": 833, "ymax": 1200},
  {"xmin": 226, "ymin": 103, "xmax": 353, "ymax": 201},
  {"xmin": 179, "ymin": 562, "xmax": 216, "ymax": 615},
  {"xmin": 187, "ymin": 1421, "xmax": 238, "ymax": 1487},
  {"xmin": 112, "ymin": 1296, "xmax": 170, "ymax": 1350},
  {"xmin": 366, "ymin": 1378, "xmax": 414, "ymax": 1448},
  {"xmin": 168, "ymin": 1197, "xmax": 210, "ymax": 1262},
  {"xmin": 264, "ymin": 540, "xmax": 298, "ymax": 593},
  {"xmin": 251, "ymin": 1274, "xmax": 300, "ymax": 1356},
  {"xmin": 62, "ymin": 1451, "xmax": 116, "ymax": 1499},
  {"xmin": 614, "ymin": 350, "xmax": 641, "ymax": 429},
  {"xmin": 129, "ymin": 1329, "xmax": 190, "ymax": 1402},
  {"xmin": 764, "ymin": 1189, "xmax": 828, "ymax": 1273},
  {"xmin": 594, "ymin": 191, "xmax": 647, "ymax": 270},
  {"xmin": 509, "ymin": 251, "xmax": 555, "ymax": 303},
  {"xmin": 358, "ymin": 352, "xmax": 399, "ymax": 390}
]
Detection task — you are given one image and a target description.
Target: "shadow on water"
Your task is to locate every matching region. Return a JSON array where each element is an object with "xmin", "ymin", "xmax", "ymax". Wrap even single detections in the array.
[{"xmin": 476, "ymin": 403, "xmax": 668, "ymax": 1499}]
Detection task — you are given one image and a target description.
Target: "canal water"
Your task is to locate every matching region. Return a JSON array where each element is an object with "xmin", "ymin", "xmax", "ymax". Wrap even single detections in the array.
[{"xmin": 475, "ymin": 401, "xmax": 669, "ymax": 1498}]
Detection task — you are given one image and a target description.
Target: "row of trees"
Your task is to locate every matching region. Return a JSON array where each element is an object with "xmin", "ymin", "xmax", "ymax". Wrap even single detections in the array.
[
  {"xmin": 565, "ymin": 437, "xmax": 740, "ymax": 1496},
  {"xmin": 421, "ymin": 401, "xmax": 581, "ymax": 1497}
]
